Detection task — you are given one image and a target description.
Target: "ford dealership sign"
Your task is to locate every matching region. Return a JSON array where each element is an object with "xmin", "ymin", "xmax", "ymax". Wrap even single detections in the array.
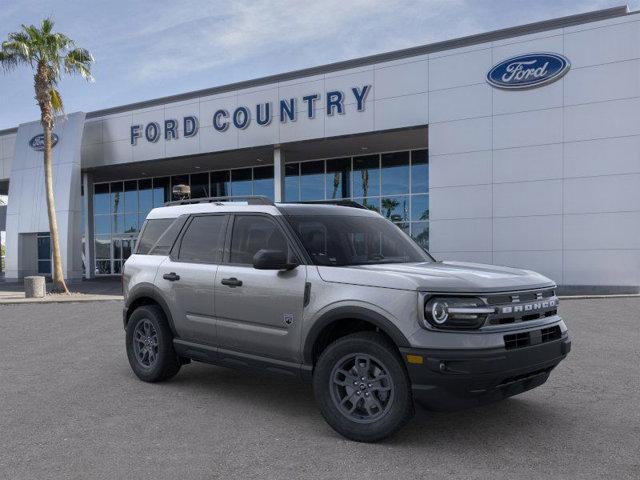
[
  {"xmin": 487, "ymin": 53, "xmax": 570, "ymax": 90},
  {"xmin": 29, "ymin": 133, "xmax": 59, "ymax": 151}
]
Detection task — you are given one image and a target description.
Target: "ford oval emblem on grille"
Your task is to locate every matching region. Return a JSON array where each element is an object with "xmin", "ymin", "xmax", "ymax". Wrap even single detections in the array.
[
  {"xmin": 29, "ymin": 133, "xmax": 59, "ymax": 151},
  {"xmin": 487, "ymin": 53, "xmax": 570, "ymax": 90}
]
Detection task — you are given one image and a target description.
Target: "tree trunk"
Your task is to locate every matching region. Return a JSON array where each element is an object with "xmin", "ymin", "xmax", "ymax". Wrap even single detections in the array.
[{"xmin": 43, "ymin": 123, "xmax": 69, "ymax": 294}]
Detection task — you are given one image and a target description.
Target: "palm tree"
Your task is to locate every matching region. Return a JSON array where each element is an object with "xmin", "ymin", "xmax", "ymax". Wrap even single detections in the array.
[{"xmin": 0, "ymin": 18, "xmax": 93, "ymax": 293}]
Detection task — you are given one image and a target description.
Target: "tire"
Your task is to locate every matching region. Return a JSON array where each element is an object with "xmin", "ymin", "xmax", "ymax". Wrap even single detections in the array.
[
  {"xmin": 126, "ymin": 305, "xmax": 181, "ymax": 382},
  {"xmin": 313, "ymin": 331, "xmax": 414, "ymax": 442}
]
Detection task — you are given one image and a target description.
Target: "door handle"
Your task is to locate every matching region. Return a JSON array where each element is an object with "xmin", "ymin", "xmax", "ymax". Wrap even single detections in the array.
[
  {"xmin": 163, "ymin": 272, "xmax": 180, "ymax": 281},
  {"xmin": 221, "ymin": 277, "xmax": 243, "ymax": 287}
]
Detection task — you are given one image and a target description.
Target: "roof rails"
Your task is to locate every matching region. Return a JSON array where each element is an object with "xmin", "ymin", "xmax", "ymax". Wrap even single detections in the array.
[
  {"xmin": 288, "ymin": 199, "xmax": 368, "ymax": 209},
  {"xmin": 164, "ymin": 195, "xmax": 275, "ymax": 207}
]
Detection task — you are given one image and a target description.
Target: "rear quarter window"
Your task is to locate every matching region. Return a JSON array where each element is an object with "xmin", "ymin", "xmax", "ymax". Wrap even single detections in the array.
[{"xmin": 136, "ymin": 218, "xmax": 175, "ymax": 255}]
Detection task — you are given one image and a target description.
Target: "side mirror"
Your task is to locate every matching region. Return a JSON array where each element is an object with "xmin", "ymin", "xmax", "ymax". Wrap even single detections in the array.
[{"xmin": 252, "ymin": 249, "xmax": 298, "ymax": 271}]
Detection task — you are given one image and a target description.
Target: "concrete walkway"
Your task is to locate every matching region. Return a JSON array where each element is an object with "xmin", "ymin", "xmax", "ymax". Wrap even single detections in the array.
[{"xmin": 0, "ymin": 278, "xmax": 123, "ymax": 304}]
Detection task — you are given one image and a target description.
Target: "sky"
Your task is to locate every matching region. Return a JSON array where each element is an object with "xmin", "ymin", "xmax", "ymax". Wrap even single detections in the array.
[{"xmin": 0, "ymin": 0, "xmax": 638, "ymax": 130}]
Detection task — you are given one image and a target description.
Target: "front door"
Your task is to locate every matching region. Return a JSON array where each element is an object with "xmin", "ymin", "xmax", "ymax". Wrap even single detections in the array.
[
  {"xmin": 157, "ymin": 214, "xmax": 228, "ymax": 346},
  {"xmin": 214, "ymin": 214, "xmax": 307, "ymax": 362}
]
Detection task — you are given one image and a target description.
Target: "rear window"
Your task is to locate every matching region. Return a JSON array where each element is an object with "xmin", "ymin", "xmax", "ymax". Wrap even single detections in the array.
[{"xmin": 136, "ymin": 218, "xmax": 175, "ymax": 255}]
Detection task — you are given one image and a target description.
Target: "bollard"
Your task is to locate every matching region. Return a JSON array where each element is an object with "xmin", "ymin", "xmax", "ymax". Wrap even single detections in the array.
[{"xmin": 24, "ymin": 276, "xmax": 46, "ymax": 298}]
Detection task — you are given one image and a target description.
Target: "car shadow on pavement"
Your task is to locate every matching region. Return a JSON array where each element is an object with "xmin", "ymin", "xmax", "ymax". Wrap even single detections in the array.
[{"xmin": 131, "ymin": 360, "xmax": 572, "ymax": 446}]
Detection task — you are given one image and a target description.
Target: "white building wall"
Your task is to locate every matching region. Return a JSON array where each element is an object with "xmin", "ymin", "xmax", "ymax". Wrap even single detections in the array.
[{"xmin": 428, "ymin": 15, "xmax": 640, "ymax": 290}]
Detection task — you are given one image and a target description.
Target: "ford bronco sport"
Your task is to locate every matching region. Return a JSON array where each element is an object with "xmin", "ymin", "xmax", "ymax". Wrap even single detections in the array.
[{"xmin": 123, "ymin": 196, "xmax": 570, "ymax": 442}]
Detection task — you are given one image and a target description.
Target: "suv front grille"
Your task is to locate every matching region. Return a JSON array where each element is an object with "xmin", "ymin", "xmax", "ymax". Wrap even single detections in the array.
[
  {"xmin": 504, "ymin": 325, "xmax": 562, "ymax": 350},
  {"xmin": 485, "ymin": 289, "xmax": 558, "ymax": 326}
]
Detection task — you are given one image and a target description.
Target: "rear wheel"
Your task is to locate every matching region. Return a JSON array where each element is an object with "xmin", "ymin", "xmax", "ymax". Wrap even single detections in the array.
[
  {"xmin": 313, "ymin": 332, "xmax": 414, "ymax": 442},
  {"xmin": 126, "ymin": 305, "xmax": 181, "ymax": 382}
]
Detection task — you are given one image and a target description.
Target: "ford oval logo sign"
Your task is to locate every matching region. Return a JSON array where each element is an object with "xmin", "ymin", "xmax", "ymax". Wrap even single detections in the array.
[
  {"xmin": 487, "ymin": 53, "xmax": 570, "ymax": 90},
  {"xmin": 29, "ymin": 133, "xmax": 59, "ymax": 151}
]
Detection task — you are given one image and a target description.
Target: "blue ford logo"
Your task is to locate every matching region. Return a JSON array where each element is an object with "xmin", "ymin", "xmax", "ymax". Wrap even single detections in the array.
[
  {"xmin": 29, "ymin": 133, "xmax": 59, "ymax": 151},
  {"xmin": 487, "ymin": 53, "xmax": 570, "ymax": 90}
]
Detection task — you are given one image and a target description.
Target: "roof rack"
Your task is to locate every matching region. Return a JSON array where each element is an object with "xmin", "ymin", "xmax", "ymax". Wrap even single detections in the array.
[
  {"xmin": 288, "ymin": 199, "xmax": 368, "ymax": 209},
  {"xmin": 164, "ymin": 195, "xmax": 275, "ymax": 207}
]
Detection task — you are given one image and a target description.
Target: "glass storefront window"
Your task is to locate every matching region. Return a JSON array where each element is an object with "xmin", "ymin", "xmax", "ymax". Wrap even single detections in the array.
[
  {"xmin": 110, "ymin": 182, "xmax": 123, "ymax": 215},
  {"xmin": 381, "ymin": 196, "xmax": 409, "ymax": 223},
  {"xmin": 94, "ymin": 183, "xmax": 110, "ymax": 215},
  {"xmin": 284, "ymin": 164, "xmax": 300, "ymax": 202},
  {"xmin": 326, "ymin": 158, "xmax": 350, "ymax": 199},
  {"xmin": 411, "ymin": 221, "xmax": 429, "ymax": 250},
  {"xmin": 37, "ymin": 232, "xmax": 51, "ymax": 275},
  {"xmin": 94, "ymin": 215, "xmax": 111, "ymax": 235},
  {"xmin": 353, "ymin": 155, "xmax": 380, "ymax": 198},
  {"xmin": 153, "ymin": 177, "xmax": 170, "ymax": 207},
  {"xmin": 381, "ymin": 152, "xmax": 410, "ymax": 196},
  {"xmin": 190, "ymin": 172, "xmax": 209, "ymax": 199},
  {"xmin": 231, "ymin": 169, "xmax": 252, "ymax": 196},
  {"xmin": 124, "ymin": 180, "xmax": 138, "ymax": 213},
  {"xmin": 411, "ymin": 150, "xmax": 429, "ymax": 193},
  {"xmin": 411, "ymin": 194, "xmax": 429, "ymax": 221},
  {"xmin": 211, "ymin": 171, "xmax": 230, "ymax": 197},
  {"xmin": 138, "ymin": 179, "xmax": 153, "ymax": 217},
  {"xmin": 253, "ymin": 166, "xmax": 274, "ymax": 199},
  {"xmin": 300, "ymin": 161, "xmax": 325, "ymax": 201}
]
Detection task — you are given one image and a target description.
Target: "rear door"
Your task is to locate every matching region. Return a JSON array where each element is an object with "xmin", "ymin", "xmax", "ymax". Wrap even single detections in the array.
[
  {"xmin": 214, "ymin": 214, "xmax": 307, "ymax": 362},
  {"xmin": 157, "ymin": 214, "xmax": 228, "ymax": 346}
]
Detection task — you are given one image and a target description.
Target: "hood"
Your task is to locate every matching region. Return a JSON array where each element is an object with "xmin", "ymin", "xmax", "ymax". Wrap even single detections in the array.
[{"xmin": 316, "ymin": 261, "xmax": 555, "ymax": 293}]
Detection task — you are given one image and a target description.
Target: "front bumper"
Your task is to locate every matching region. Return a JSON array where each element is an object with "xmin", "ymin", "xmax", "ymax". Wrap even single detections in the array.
[{"xmin": 400, "ymin": 333, "xmax": 571, "ymax": 411}]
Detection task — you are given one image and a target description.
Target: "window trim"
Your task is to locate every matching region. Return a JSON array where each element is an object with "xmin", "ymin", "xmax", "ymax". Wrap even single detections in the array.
[{"xmin": 170, "ymin": 213, "xmax": 229, "ymax": 265}]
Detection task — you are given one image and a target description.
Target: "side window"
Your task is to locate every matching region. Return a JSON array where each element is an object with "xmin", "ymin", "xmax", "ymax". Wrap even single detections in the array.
[
  {"xmin": 229, "ymin": 215, "xmax": 290, "ymax": 265},
  {"xmin": 137, "ymin": 218, "xmax": 174, "ymax": 254},
  {"xmin": 177, "ymin": 215, "xmax": 227, "ymax": 264}
]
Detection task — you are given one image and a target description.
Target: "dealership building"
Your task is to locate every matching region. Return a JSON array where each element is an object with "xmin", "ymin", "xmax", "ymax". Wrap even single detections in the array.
[{"xmin": 0, "ymin": 5, "xmax": 639, "ymax": 293}]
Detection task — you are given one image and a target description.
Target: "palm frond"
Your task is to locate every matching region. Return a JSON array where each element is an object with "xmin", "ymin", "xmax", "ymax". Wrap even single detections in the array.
[
  {"xmin": 50, "ymin": 87, "xmax": 64, "ymax": 113},
  {"xmin": 64, "ymin": 47, "xmax": 94, "ymax": 81}
]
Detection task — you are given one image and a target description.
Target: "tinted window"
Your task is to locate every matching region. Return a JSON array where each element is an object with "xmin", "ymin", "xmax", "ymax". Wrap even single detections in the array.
[
  {"xmin": 137, "ymin": 218, "xmax": 174, "ymax": 254},
  {"xmin": 229, "ymin": 215, "xmax": 290, "ymax": 265},
  {"xmin": 286, "ymin": 215, "xmax": 432, "ymax": 266},
  {"xmin": 178, "ymin": 215, "xmax": 227, "ymax": 263}
]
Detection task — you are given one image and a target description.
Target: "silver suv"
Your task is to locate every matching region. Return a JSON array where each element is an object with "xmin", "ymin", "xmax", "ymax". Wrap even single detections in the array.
[{"xmin": 123, "ymin": 196, "xmax": 570, "ymax": 442}]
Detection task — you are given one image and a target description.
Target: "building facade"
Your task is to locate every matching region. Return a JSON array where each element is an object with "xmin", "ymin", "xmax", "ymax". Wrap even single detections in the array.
[{"xmin": 0, "ymin": 5, "xmax": 639, "ymax": 293}]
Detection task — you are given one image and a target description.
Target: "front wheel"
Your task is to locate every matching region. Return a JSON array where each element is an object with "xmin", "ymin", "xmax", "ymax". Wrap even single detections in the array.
[
  {"xmin": 126, "ymin": 305, "xmax": 181, "ymax": 382},
  {"xmin": 313, "ymin": 332, "xmax": 414, "ymax": 442}
]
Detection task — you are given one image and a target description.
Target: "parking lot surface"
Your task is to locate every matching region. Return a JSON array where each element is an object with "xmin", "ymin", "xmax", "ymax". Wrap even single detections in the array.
[{"xmin": 1, "ymin": 297, "xmax": 638, "ymax": 479}]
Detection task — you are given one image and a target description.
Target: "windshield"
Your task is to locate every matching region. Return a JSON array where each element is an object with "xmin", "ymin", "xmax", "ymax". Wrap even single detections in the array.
[{"xmin": 286, "ymin": 214, "xmax": 434, "ymax": 266}]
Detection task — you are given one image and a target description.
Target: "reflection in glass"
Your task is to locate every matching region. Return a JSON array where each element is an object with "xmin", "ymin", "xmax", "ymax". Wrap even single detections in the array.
[
  {"xmin": 300, "ymin": 161, "xmax": 324, "ymax": 201},
  {"xmin": 253, "ymin": 166, "xmax": 274, "ymax": 199},
  {"xmin": 138, "ymin": 178, "xmax": 153, "ymax": 215},
  {"xmin": 190, "ymin": 173, "xmax": 209, "ymax": 199},
  {"xmin": 284, "ymin": 163, "xmax": 299, "ymax": 201},
  {"xmin": 231, "ymin": 168, "xmax": 252, "ymax": 196},
  {"xmin": 94, "ymin": 215, "xmax": 111, "ymax": 235},
  {"xmin": 121, "ymin": 239, "xmax": 133, "ymax": 259},
  {"xmin": 38, "ymin": 260, "xmax": 52, "ymax": 274},
  {"xmin": 326, "ymin": 158, "xmax": 350, "ymax": 199},
  {"xmin": 381, "ymin": 152, "xmax": 409, "ymax": 195},
  {"xmin": 113, "ymin": 214, "xmax": 125, "ymax": 234},
  {"xmin": 124, "ymin": 213, "xmax": 138, "ymax": 233},
  {"xmin": 124, "ymin": 180, "xmax": 138, "ymax": 213},
  {"xmin": 354, "ymin": 197, "xmax": 380, "ymax": 212},
  {"xmin": 37, "ymin": 234, "xmax": 51, "ymax": 260},
  {"xmin": 94, "ymin": 183, "xmax": 110, "ymax": 215},
  {"xmin": 153, "ymin": 177, "xmax": 170, "ymax": 207},
  {"xmin": 411, "ymin": 194, "xmax": 429, "ymax": 221},
  {"xmin": 95, "ymin": 260, "xmax": 111, "ymax": 275},
  {"xmin": 113, "ymin": 261, "xmax": 122, "ymax": 274},
  {"xmin": 411, "ymin": 222, "xmax": 429, "ymax": 250},
  {"xmin": 381, "ymin": 196, "xmax": 409, "ymax": 222},
  {"xmin": 171, "ymin": 175, "xmax": 190, "ymax": 200},
  {"xmin": 113, "ymin": 238, "xmax": 122, "ymax": 259},
  {"xmin": 95, "ymin": 236, "xmax": 110, "ymax": 259},
  {"xmin": 210, "ymin": 171, "xmax": 230, "ymax": 197},
  {"xmin": 353, "ymin": 155, "xmax": 379, "ymax": 198},
  {"xmin": 395, "ymin": 222, "xmax": 410, "ymax": 236},
  {"xmin": 110, "ymin": 182, "xmax": 123, "ymax": 215},
  {"xmin": 411, "ymin": 150, "xmax": 429, "ymax": 193}
]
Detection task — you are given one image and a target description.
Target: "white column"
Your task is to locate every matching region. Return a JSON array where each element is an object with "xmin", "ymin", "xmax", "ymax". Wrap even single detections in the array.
[
  {"xmin": 273, "ymin": 146, "xmax": 286, "ymax": 203},
  {"xmin": 82, "ymin": 172, "xmax": 94, "ymax": 279}
]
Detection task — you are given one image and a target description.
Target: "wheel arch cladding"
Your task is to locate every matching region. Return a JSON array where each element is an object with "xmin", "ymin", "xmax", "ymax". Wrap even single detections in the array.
[
  {"xmin": 303, "ymin": 306, "xmax": 410, "ymax": 365},
  {"xmin": 124, "ymin": 283, "xmax": 177, "ymax": 336}
]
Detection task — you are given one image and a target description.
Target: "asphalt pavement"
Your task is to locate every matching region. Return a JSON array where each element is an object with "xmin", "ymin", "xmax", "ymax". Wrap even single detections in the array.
[{"xmin": 0, "ymin": 297, "xmax": 638, "ymax": 479}]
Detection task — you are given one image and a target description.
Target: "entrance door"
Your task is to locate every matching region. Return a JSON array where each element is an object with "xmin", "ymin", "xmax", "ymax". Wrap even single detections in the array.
[
  {"xmin": 214, "ymin": 214, "xmax": 307, "ymax": 362},
  {"xmin": 157, "ymin": 214, "xmax": 229, "ymax": 346}
]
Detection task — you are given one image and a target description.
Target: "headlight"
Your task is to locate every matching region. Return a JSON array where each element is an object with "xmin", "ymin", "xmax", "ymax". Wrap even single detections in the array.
[{"xmin": 423, "ymin": 297, "xmax": 495, "ymax": 330}]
